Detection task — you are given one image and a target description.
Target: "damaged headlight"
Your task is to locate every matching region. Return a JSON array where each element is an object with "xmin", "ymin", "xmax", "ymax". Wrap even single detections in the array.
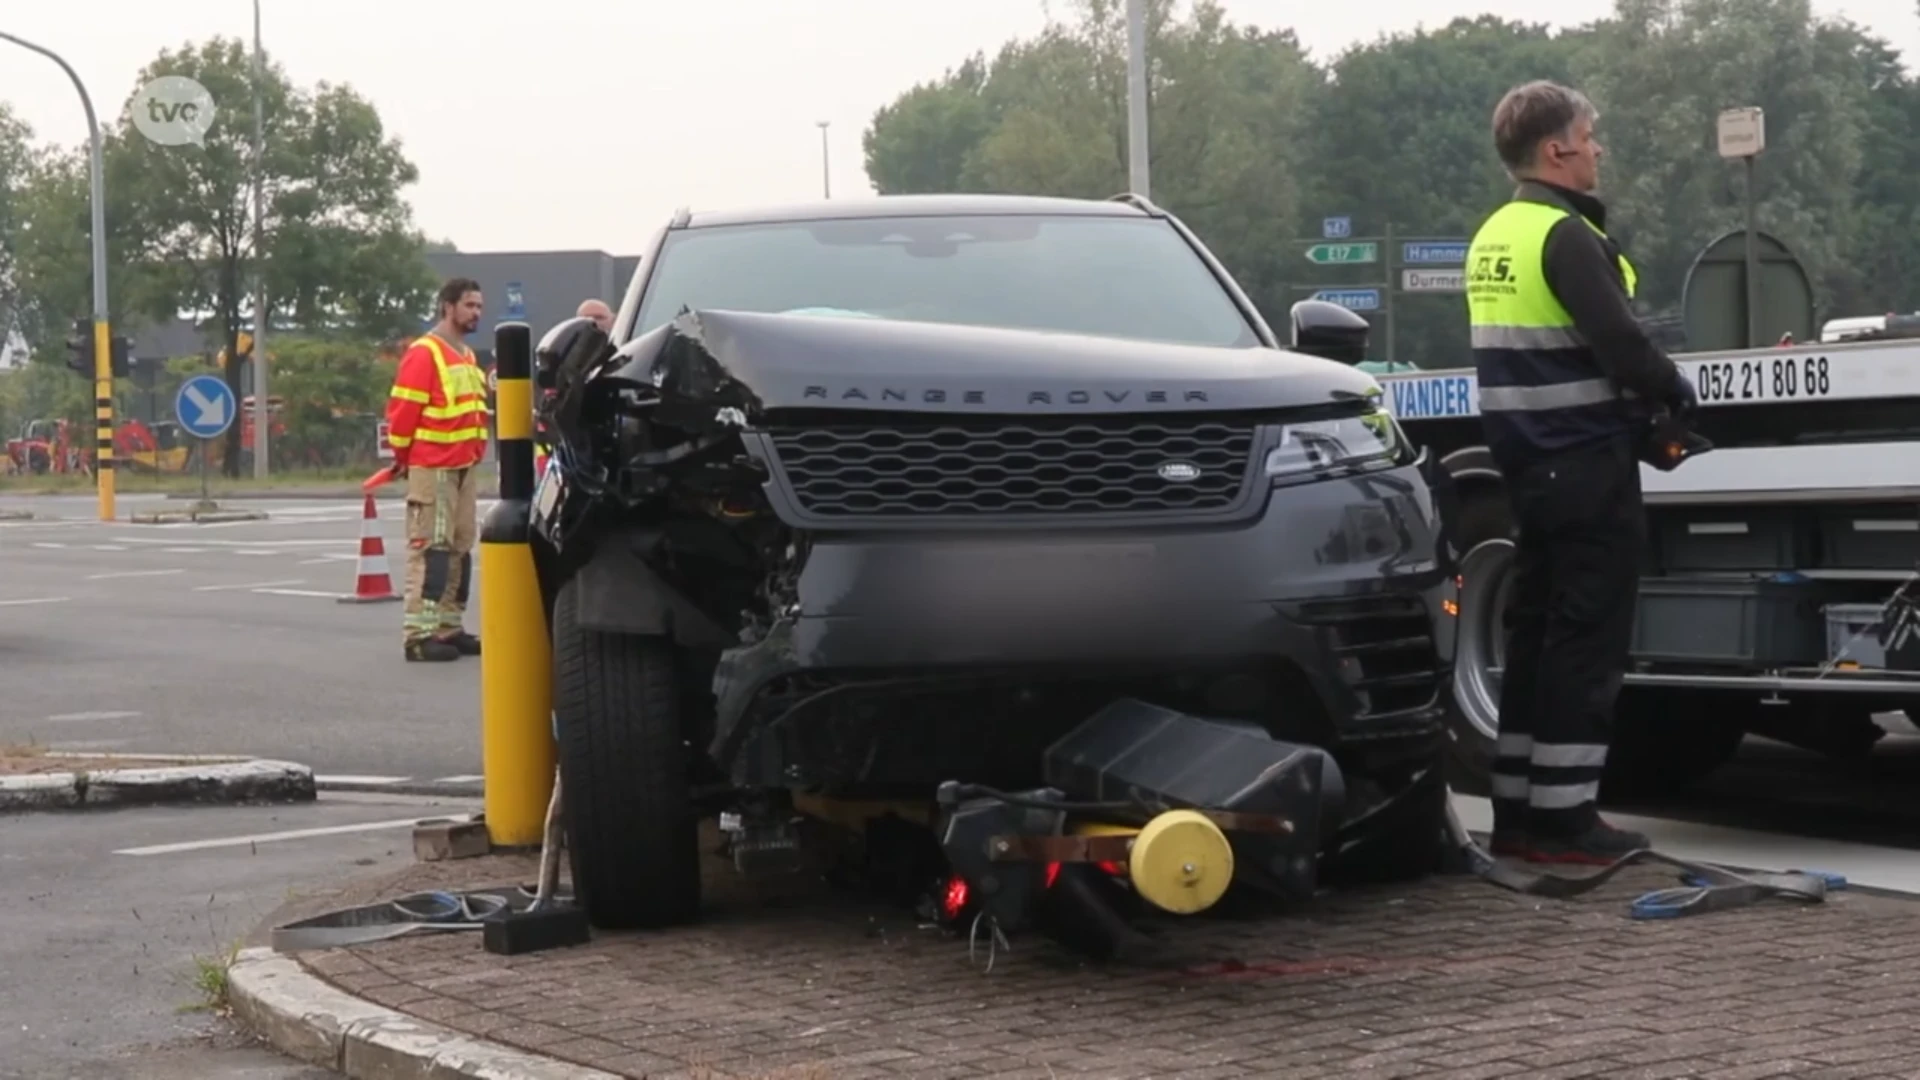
[{"xmin": 1263, "ymin": 408, "xmax": 1408, "ymax": 480}]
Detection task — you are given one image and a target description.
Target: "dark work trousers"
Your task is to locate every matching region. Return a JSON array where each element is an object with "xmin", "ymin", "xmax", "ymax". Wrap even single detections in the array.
[{"xmin": 1490, "ymin": 435, "xmax": 1645, "ymax": 838}]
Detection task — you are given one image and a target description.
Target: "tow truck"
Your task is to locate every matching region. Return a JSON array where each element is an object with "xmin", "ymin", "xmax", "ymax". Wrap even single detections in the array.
[{"xmin": 1385, "ymin": 325, "xmax": 1920, "ymax": 797}]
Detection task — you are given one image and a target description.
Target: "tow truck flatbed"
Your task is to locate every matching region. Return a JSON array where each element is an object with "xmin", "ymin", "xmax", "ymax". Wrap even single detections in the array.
[
  {"xmin": 1385, "ymin": 331, "xmax": 1920, "ymax": 795},
  {"xmin": 1379, "ymin": 334, "xmax": 1920, "ymax": 418}
]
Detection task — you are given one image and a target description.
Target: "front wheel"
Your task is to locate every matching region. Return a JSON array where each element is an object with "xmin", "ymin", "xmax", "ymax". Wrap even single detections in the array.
[{"xmin": 552, "ymin": 577, "xmax": 702, "ymax": 929}]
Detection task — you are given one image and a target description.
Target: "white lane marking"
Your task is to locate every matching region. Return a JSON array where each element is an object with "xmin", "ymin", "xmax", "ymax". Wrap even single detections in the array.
[
  {"xmin": 31, "ymin": 541, "xmax": 67, "ymax": 549},
  {"xmin": 90, "ymin": 544, "xmax": 127, "ymax": 551},
  {"xmin": 298, "ymin": 558, "xmax": 334, "ymax": 565},
  {"xmin": 315, "ymin": 774, "xmax": 412, "ymax": 785},
  {"xmin": 86, "ymin": 569, "xmax": 184, "ymax": 581},
  {"xmin": 42, "ymin": 710, "xmax": 142, "ymax": 722},
  {"xmin": 0, "ymin": 596, "xmax": 69, "ymax": 606},
  {"xmin": 194, "ymin": 578, "xmax": 304, "ymax": 592},
  {"xmin": 252, "ymin": 587, "xmax": 342, "ymax": 598},
  {"xmin": 115, "ymin": 816, "xmax": 434, "ymax": 856},
  {"xmin": 114, "ymin": 537, "xmax": 352, "ymax": 548},
  {"xmin": 164, "ymin": 547, "xmax": 208, "ymax": 554},
  {"xmin": 236, "ymin": 550, "xmax": 276, "ymax": 556},
  {"xmin": 434, "ymin": 775, "xmax": 484, "ymax": 784}
]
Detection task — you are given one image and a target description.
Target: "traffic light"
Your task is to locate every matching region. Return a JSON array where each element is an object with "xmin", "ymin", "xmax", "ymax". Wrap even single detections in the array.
[
  {"xmin": 62, "ymin": 318, "xmax": 133, "ymax": 378},
  {"xmin": 65, "ymin": 318, "xmax": 89, "ymax": 377}
]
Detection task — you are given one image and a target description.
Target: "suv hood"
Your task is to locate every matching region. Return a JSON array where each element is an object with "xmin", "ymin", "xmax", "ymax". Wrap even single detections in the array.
[{"xmin": 607, "ymin": 308, "xmax": 1382, "ymax": 418}]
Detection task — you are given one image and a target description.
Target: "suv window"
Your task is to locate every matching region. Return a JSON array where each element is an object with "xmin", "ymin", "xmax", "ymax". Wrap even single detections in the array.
[{"xmin": 632, "ymin": 213, "xmax": 1261, "ymax": 349}]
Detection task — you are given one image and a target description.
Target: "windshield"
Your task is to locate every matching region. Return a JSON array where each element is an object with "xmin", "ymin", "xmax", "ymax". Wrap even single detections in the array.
[{"xmin": 631, "ymin": 213, "xmax": 1260, "ymax": 348}]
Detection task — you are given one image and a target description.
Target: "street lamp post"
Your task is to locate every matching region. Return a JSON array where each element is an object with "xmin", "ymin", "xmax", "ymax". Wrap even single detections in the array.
[
  {"xmin": 1125, "ymin": 0, "xmax": 1150, "ymax": 198},
  {"xmin": 816, "ymin": 120, "xmax": 831, "ymax": 199},
  {"xmin": 250, "ymin": 0, "xmax": 269, "ymax": 479},
  {"xmin": 0, "ymin": 30, "xmax": 115, "ymax": 521}
]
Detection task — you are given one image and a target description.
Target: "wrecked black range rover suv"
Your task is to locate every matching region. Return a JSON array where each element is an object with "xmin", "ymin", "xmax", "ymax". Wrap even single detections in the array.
[{"xmin": 528, "ymin": 193, "xmax": 1458, "ymax": 937}]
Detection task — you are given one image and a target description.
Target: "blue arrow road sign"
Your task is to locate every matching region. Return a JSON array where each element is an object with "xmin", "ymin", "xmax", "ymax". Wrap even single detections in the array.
[
  {"xmin": 1312, "ymin": 288, "xmax": 1381, "ymax": 312},
  {"xmin": 1322, "ymin": 216, "xmax": 1352, "ymax": 239},
  {"xmin": 175, "ymin": 373, "xmax": 237, "ymax": 440},
  {"xmin": 1402, "ymin": 241, "xmax": 1469, "ymax": 265}
]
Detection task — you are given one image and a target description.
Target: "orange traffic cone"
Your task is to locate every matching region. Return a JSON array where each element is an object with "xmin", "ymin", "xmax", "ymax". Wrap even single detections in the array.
[{"xmin": 339, "ymin": 493, "xmax": 402, "ymax": 604}]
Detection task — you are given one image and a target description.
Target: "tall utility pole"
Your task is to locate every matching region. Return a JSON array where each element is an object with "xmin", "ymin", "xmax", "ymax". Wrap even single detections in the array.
[
  {"xmin": 1, "ymin": 31, "xmax": 114, "ymax": 521},
  {"xmin": 250, "ymin": 0, "xmax": 270, "ymax": 479},
  {"xmin": 1125, "ymin": 0, "xmax": 1150, "ymax": 198},
  {"xmin": 816, "ymin": 120, "xmax": 831, "ymax": 198}
]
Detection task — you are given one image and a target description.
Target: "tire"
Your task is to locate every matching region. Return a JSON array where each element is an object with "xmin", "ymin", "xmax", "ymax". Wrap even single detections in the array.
[
  {"xmin": 1440, "ymin": 482, "xmax": 1516, "ymax": 795},
  {"xmin": 1601, "ymin": 690, "xmax": 1748, "ymax": 798},
  {"xmin": 552, "ymin": 577, "xmax": 702, "ymax": 929}
]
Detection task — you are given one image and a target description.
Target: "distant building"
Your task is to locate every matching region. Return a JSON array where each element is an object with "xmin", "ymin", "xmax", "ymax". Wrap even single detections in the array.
[
  {"xmin": 424, "ymin": 250, "xmax": 642, "ymax": 365},
  {"xmin": 119, "ymin": 248, "xmax": 642, "ymax": 373}
]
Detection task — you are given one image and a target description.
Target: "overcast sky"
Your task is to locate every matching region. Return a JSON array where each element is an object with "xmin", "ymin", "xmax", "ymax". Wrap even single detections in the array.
[{"xmin": 3, "ymin": 0, "xmax": 1915, "ymax": 257}]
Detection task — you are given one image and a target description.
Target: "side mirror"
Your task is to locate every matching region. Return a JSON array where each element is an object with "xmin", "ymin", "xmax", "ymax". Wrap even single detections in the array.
[
  {"xmin": 534, "ymin": 316, "xmax": 609, "ymax": 390},
  {"xmin": 1288, "ymin": 300, "xmax": 1371, "ymax": 365}
]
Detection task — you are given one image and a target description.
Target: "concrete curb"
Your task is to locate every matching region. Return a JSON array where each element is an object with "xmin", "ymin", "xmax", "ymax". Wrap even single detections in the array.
[
  {"xmin": 316, "ymin": 777, "xmax": 484, "ymax": 799},
  {"xmin": 229, "ymin": 946, "xmax": 622, "ymax": 1080},
  {"xmin": 129, "ymin": 507, "xmax": 271, "ymax": 524},
  {"xmin": 0, "ymin": 756, "xmax": 315, "ymax": 814}
]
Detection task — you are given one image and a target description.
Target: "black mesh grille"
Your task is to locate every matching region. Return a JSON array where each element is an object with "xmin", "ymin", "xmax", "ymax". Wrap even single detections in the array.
[{"xmin": 766, "ymin": 419, "xmax": 1257, "ymax": 518}]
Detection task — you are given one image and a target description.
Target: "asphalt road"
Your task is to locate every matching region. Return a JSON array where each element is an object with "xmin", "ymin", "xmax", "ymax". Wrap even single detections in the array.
[
  {"xmin": 0, "ymin": 790, "xmax": 482, "ymax": 1079},
  {"xmin": 0, "ymin": 493, "xmax": 484, "ymax": 785}
]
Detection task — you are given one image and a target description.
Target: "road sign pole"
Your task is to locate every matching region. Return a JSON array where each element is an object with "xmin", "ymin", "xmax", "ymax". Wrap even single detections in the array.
[
  {"xmin": 1744, "ymin": 155, "xmax": 1759, "ymax": 348},
  {"xmin": 1717, "ymin": 106, "xmax": 1766, "ymax": 349},
  {"xmin": 1383, "ymin": 223, "xmax": 1396, "ymax": 366},
  {"xmin": 174, "ymin": 373, "xmax": 238, "ymax": 510}
]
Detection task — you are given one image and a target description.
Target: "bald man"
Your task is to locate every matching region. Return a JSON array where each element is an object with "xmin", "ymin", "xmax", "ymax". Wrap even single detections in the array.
[{"xmin": 577, "ymin": 298, "xmax": 612, "ymax": 333}]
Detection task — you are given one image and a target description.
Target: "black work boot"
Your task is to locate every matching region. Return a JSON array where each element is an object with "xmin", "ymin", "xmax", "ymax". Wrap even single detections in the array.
[
  {"xmin": 439, "ymin": 630, "xmax": 481, "ymax": 656},
  {"xmin": 1525, "ymin": 819, "xmax": 1650, "ymax": 867},
  {"xmin": 405, "ymin": 638, "xmax": 461, "ymax": 663}
]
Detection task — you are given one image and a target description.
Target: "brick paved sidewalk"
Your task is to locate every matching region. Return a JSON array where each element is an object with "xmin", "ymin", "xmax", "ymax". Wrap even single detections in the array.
[{"xmin": 289, "ymin": 843, "xmax": 1920, "ymax": 1080}]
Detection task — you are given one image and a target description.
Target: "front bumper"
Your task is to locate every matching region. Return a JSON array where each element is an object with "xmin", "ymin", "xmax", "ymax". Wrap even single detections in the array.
[{"xmin": 710, "ymin": 462, "xmax": 1454, "ymax": 763}]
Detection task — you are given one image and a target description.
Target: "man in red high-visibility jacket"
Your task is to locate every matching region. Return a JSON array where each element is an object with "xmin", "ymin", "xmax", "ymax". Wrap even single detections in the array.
[{"xmin": 386, "ymin": 278, "xmax": 493, "ymax": 662}]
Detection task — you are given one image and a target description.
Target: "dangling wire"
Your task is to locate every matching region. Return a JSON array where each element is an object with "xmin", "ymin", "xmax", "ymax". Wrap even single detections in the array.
[{"xmin": 968, "ymin": 910, "xmax": 1011, "ymax": 974}]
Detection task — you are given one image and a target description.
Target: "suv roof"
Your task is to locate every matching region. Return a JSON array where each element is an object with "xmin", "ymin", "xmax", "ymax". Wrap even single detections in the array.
[{"xmin": 675, "ymin": 192, "xmax": 1159, "ymax": 230}]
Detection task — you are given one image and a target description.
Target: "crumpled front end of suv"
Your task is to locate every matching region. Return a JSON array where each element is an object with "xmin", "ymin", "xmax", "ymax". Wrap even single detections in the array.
[{"xmin": 534, "ymin": 306, "xmax": 1453, "ymax": 810}]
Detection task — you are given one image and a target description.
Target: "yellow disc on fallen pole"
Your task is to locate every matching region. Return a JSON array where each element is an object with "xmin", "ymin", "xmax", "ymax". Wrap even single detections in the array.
[{"xmin": 1128, "ymin": 809, "xmax": 1234, "ymax": 915}]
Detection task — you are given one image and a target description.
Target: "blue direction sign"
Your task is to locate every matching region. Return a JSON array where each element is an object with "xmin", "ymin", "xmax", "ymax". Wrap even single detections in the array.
[
  {"xmin": 1402, "ymin": 241, "xmax": 1469, "ymax": 265},
  {"xmin": 174, "ymin": 373, "xmax": 237, "ymax": 440},
  {"xmin": 1322, "ymin": 216, "xmax": 1352, "ymax": 239},
  {"xmin": 1311, "ymin": 288, "xmax": 1382, "ymax": 312},
  {"xmin": 504, "ymin": 281, "xmax": 526, "ymax": 320}
]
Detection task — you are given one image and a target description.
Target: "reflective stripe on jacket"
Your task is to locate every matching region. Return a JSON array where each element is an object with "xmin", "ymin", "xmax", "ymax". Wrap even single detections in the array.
[
  {"xmin": 1466, "ymin": 198, "xmax": 1641, "ymax": 465},
  {"xmin": 386, "ymin": 334, "xmax": 492, "ymax": 469}
]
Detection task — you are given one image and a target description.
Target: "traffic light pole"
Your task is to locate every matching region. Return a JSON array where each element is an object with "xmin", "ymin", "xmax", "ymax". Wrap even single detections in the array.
[{"xmin": 0, "ymin": 31, "xmax": 114, "ymax": 520}]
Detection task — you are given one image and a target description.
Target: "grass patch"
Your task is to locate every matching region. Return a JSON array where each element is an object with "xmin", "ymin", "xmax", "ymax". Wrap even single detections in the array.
[{"xmin": 182, "ymin": 940, "xmax": 242, "ymax": 1016}]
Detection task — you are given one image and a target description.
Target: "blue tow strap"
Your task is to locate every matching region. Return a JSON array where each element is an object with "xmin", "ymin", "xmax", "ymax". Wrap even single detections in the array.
[{"xmin": 1445, "ymin": 799, "xmax": 1842, "ymax": 919}]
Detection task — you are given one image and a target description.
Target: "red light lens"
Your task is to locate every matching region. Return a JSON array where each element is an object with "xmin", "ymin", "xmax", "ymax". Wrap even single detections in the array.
[{"xmin": 940, "ymin": 876, "xmax": 970, "ymax": 921}]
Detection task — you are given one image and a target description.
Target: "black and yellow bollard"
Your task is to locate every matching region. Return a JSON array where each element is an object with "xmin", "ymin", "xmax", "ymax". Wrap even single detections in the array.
[{"xmin": 479, "ymin": 321, "xmax": 554, "ymax": 848}]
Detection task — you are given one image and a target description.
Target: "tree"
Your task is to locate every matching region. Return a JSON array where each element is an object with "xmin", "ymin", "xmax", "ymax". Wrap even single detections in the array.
[
  {"xmin": 0, "ymin": 103, "xmax": 33, "ymax": 340},
  {"xmin": 862, "ymin": 0, "xmax": 1321, "ymax": 318},
  {"xmin": 1575, "ymin": 0, "xmax": 1871, "ymax": 318},
  {"xmin": 1301, "ymin": 17, "xmax": 1595, "ymax": 369},
  {"xmin": 110, "ymin": 37, "xmax": 436, "ymax": 475}
]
